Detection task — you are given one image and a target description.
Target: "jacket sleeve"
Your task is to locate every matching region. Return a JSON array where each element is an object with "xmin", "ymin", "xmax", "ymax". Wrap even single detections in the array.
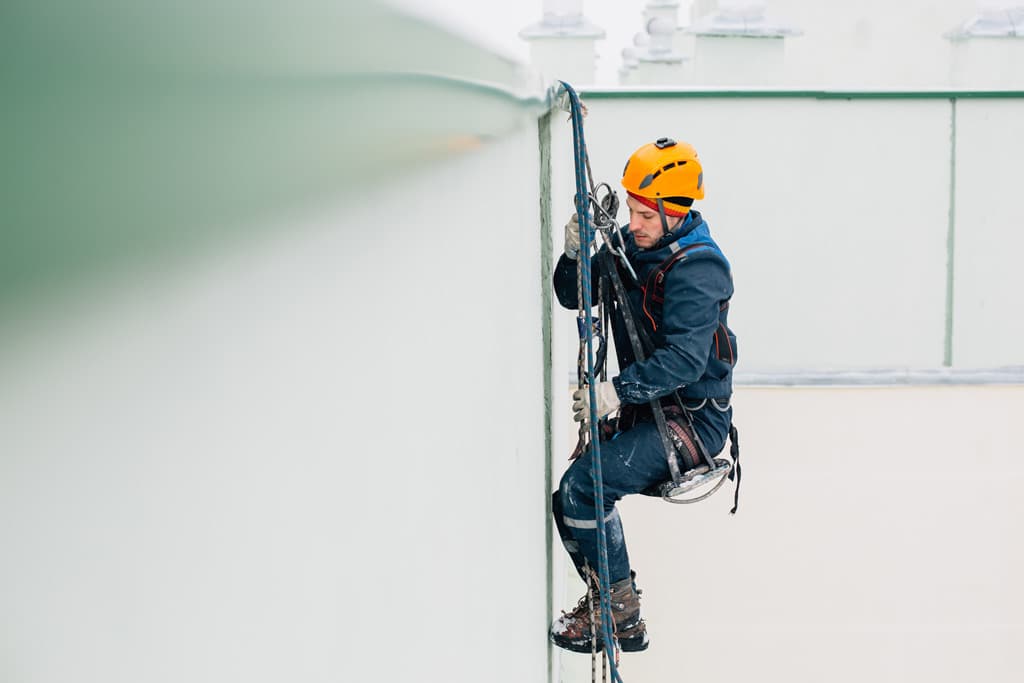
[
  {"xmin": 613, "ymin": 259, "xmax": 731, "ymax": 404},
  {"xmin": 553, "ymin": 252, "xmax": 600, "ymax": 310}
]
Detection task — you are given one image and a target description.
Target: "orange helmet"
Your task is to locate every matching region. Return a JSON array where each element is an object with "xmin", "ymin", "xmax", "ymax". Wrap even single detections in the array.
[{"xmin": 621, "ymin": 137, "xmax": 704, "ymax": 214}]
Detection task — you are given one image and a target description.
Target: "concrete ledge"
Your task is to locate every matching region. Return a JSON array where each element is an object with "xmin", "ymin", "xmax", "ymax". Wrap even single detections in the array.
[
  {"xmin": 579, "ymin": 87, "xmax": 1024, "ymax": 99},
  {"xmin": 734, "ymin": 366, "xmax": 1024, "ymax": 386},
  {"xmin": 566, "ymin": 367, "xmax": 1024, "ymax": 387}
]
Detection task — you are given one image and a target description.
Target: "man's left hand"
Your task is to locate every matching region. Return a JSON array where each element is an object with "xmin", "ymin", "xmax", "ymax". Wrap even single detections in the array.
[{"xmin": 572, "ymin": 381, "xmax": 621, "ymax": 426}]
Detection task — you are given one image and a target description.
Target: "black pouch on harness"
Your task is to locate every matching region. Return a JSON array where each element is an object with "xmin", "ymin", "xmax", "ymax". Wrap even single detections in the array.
[
  {"xmin": 634, "ymin": 406, "xmax": 704, "ymax": 495},
  {"xmin": 662, "ymin": 405, "xmax": 704, "ymax": 471}
]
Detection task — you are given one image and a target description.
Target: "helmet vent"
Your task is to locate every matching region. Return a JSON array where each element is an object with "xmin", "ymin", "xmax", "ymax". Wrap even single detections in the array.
[
  {"xmin": 639, "ymin": 171, "xmax": 659, "ymax": 189},
  {"xmin": 634, "ymin": 160, "xmax": 692, "ymax": 189}
]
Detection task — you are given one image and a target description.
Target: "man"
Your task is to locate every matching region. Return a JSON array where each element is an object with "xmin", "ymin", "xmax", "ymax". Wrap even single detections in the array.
[{"xmin": 549, "ymin": 138, "xmax": 737, "ymax": 653}]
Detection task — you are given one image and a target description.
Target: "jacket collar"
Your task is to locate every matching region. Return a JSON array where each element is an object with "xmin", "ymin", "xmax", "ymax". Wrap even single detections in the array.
[
  {"xmin": 627, "ymin": 210, "xmax": 707, "ymax": 258},
  {"xmin": 654, "ymin": 210, "xmax": 701, "ymax": 250}
]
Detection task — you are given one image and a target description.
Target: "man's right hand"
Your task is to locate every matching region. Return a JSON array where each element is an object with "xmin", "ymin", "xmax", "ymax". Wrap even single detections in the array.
[{"xmin": 564, "ymin": 214, "xmax": 581, "ymax": 260}]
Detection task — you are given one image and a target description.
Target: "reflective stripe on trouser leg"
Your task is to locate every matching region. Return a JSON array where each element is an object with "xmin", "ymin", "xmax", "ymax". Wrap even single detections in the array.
[
  {"xmin": 556, "ymin": 420, "xmax": 689, "ymax": 583},
  {"xmin": 563, "ymin": 508, "xmax": 620, "ymax": 530},
  {"xmin": 552, "ymin": 489, "xmax": 591, "ymax": 582},
  {"xmin": 558, "ymin": 453, "xmax": 631, "ymax": 582},
  {"xmin": 561, "ymin": 503, "xmax": 630, "ymax": 583}
]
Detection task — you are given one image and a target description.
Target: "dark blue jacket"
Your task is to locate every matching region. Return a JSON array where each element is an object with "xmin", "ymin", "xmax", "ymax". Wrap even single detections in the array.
[{"xmin": 554, "ymin": 210, "xmax": 737, "ymax": 452}]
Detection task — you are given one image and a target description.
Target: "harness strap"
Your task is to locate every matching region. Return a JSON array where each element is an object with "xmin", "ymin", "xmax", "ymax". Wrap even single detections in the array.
[
  {"xmin": 642, "ymin": 241, "xmax": 738, "ymax": 372},
  {"xmin": 598, "ymin": 249, "xmax": 685, "ymax": 486},
  {"xmin": 727, "ymin": 424, "xmax": 741, "ymax": 514},
  {"xmin": 641, "ymin": 242, "xmax": 712, "ymax": 332}
]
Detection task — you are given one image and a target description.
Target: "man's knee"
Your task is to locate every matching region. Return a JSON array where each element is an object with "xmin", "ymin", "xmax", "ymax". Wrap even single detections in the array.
[
  {"xmin": 558, "ymin": 465, "xmax": 594, "ymax": 513},
  {"xmin": 558, "ymin": 466, "xmax": 584, "ymax": 496}
]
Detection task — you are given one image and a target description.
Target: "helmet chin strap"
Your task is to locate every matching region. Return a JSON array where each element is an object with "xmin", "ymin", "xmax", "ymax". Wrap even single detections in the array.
[
  {"xmin": 656, "ymin": 198, "xmax": 686, "ymax": 241},
  {"xmin": 656, "ymin": 198, "xmax": 671, "ymax": 238}
]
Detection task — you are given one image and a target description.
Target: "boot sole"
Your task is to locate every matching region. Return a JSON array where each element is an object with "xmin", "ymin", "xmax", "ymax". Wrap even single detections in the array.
[{"xmin": 550, "ymin": 631, "xmax": 649, "ymax": 653}]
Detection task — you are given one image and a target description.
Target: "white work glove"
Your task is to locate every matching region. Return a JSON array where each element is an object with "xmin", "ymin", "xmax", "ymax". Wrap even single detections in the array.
[
  {"xmin": 572, "ymin": 381, "xmax": 621, "ymax": 426},
  {"xmin": 564, "ymin": 214, "xmax": 581, "ymax": 260}
]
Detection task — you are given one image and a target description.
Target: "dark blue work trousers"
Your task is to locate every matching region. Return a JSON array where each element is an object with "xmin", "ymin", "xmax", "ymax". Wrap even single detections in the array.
[{"xmin": 553, "ymin": 409, "xmax": 729, "ymax": 584}]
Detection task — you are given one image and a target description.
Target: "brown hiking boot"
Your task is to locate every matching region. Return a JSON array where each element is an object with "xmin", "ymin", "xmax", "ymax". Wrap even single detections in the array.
[{"xmin": 550, "ymin": 572, "xmax": 649, "ymax": 653}]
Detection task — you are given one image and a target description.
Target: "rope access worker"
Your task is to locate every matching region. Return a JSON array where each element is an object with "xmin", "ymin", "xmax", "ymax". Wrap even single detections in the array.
[{"xmin": 549, "ymin": 138, "xmax": 738, "ymax": 653}]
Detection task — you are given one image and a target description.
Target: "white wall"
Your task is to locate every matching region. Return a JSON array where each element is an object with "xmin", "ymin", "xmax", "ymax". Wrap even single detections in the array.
[
  {"xmin": 555, "ymin": 385, "xmax": 1024, "ymax": 683},
  {"xmin": 2, "ymin": 3, "xmax": 562, "ymax": 681},
  {"xmin": 554, "ymin": 93, "xmax": 1024, "ymax": 373},
  {"xmin": 952, "ymin": 99, "xmax": 1024, "ymax": 368},
  {"xmin": 0, "ymin": 118, "xmax": 551, "ymax": 683}
]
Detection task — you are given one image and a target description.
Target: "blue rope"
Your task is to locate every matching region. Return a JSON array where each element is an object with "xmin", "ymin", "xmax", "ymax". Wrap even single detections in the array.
[{"xmin": 559, "ymin": 80, "xmax": 624, "ymax": 683}]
